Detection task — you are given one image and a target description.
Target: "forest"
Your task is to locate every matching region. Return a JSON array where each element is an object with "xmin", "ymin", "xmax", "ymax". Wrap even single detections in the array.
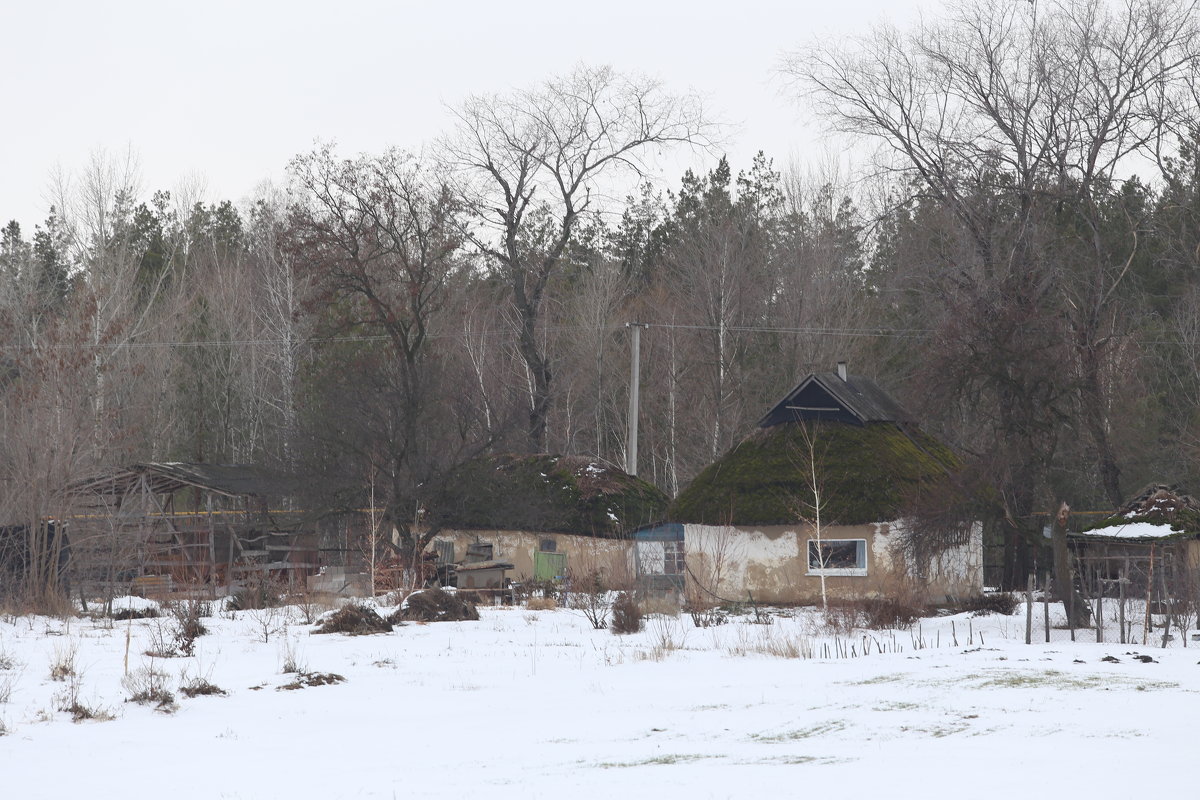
[{"xmin": 1, "ymin": 0, "xmax": 1199, "ymax": 597}]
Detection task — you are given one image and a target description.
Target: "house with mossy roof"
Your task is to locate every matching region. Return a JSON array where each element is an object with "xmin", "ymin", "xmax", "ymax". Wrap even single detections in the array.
[
  {"xmin": 425, "ymin": 454, "xmax": 668, "ymax": 591},
  {"xmin": 636, "ymin": 363, "xmax": 983, "ymax": 605}
]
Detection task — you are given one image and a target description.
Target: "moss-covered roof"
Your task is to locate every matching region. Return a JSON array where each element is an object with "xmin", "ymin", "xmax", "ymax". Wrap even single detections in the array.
[
  {"xmin": 1077, "ymin": 484, "xmax": 1200, "ymax": 540},
  {"xmin": 432, "ymin": 454, "xmax": 668, "ymax": 537},
  {"xmin": 668, "ymin": 421, "xmax": 960, "ymax": 526}
]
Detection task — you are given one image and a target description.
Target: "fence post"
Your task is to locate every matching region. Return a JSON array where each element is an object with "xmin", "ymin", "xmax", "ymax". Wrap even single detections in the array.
[
  {"xmin": 1118, "ymin": 562, "xmax": 1127, "ymax": 645},
  {"xmin": 1025, "ymin": 573, "xmax": 1034, "ymax": 645},
  {"xmin": 1144, "ymin": 544, "xmax": 1155, "ymax": 646},
  {"xmin": 1068, "ymin": 576, "xmax": 1076, "ymax": 642},
  {"xmin": 1043, "ymin": 571, "xmax": 1051, "ymax": 643},
  {"xmin": 1160, "ymin": 563, "xmax": 1171, "ymax": 649}
]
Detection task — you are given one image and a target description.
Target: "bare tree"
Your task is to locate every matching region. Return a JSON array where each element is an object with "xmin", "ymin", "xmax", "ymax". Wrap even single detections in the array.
[
  {"xmin": 786, "ymin": 0, "xmax": 1200, "ymax": 517},
  {"xmin": 443, "ymin": 64, "xmax": 713, "ymax": 450},
  {"xmin": 286, "ymin": 145, "xmax": 490, "ymax": 565}
]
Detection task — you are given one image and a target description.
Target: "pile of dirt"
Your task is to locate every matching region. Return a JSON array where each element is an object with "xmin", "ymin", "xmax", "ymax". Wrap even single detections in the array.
[
  {"xmin": 313, "ymin": 604, "xmax": 393, "ymax": 635},
  {"xmin": 390, "ymin": 589, "xmax": 480, "ymax": 623}
]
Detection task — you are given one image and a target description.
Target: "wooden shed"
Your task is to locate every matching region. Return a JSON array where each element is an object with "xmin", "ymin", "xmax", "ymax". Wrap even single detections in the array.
[{"xmin": 67, "ymin": 462, "xmax": 342, "ymax": 595}]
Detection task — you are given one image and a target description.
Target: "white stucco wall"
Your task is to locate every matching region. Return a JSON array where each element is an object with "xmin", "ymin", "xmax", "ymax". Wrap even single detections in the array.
[{"xmin": 677, "ymin": 520, "xmax": 982, "ymax": 604}]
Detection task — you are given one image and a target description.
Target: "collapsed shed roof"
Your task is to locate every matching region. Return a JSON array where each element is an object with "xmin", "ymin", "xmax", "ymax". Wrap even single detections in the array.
[
  {"xmin": 1074, "ymin": 484, "xmax": 1200, "ymax": 542},
  {"xmin": 71, "ymin": 462, "xmax": 301, "ymax": 501},
  {"xmin": 431, "ymin": 454, "xmax": 668, "ymax": 537}
]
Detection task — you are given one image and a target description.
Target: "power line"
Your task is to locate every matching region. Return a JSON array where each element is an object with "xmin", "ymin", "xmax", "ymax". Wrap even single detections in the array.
[{"xmin": 0, "ymin": 319, "xmax": 1191, "ymax": 351}]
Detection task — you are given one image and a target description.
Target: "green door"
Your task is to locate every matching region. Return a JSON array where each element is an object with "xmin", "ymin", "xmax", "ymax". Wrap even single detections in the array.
[{"xmin": 533, "ymin": 551, "xmax": 567, "ymax": 581}]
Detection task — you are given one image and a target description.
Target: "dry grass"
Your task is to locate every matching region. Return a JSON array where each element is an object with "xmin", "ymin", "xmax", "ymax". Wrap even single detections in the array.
[
  {"xmin": 526, "ymin": 597, "xmax": 558, "ymax": 611},
  {"xmin": 180, "ymin": 678, "xmax": 227, "ymax": 698},
  {"xmin": 638, "ymin": 594, "xmax": 681, "ymax": 617},
  {"xmin": 122, "ymin": 664, "xmax": 177, "ymax": 713},
  {"xmin": 48, "ymin": 641, "xmax": 78, "ymax": 681},
  {"xmin": 277, "ymin": 671, "xmax": 345, "ymax": 691},
  {"xmin": 727, "ymin": 626, "xmax": 816, "ymax": 659}
]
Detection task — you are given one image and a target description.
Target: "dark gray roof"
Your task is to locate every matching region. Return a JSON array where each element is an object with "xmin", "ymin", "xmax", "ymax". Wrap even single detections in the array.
[
  {"xmin": 758, "ymin": 372, "xmax": 914, "ymax": 428},
  {"xmin": 71, "ymin": 462, "xmax": 301, "ymax": 499}
]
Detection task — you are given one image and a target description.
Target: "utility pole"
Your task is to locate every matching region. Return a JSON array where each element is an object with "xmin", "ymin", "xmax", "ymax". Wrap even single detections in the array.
[{"xmin": 626, "ymin": 322, "xmax": 647, "ymax": 476}]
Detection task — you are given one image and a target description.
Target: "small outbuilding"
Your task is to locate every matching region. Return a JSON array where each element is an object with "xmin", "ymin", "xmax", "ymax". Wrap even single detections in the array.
[
  {"xmin": 649, "ymin": 364, "xmax": 983, "ymax": 605},
  {"xmin": 1070, "ymin": 484, "xmax": 1200, "ymax": 596},
  {"xmin": 426, "ymin": 454, "xmax": 668, "ymax": 590}
]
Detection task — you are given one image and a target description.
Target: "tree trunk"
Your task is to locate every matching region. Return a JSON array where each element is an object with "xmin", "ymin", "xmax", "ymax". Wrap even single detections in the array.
[
  {"xmin": 1079, "ymin": 347, "xmax": 1122, "ymax": 507},
  {"xmin": 1051, "ymin": 501, "xmax": 1091, "ymax": 628}
]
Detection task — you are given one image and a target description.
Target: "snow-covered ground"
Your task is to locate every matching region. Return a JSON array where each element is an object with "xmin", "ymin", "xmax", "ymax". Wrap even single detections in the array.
[{"xmin": 0, "ymin": 596, "xmax": 1196, "ymax": 799}]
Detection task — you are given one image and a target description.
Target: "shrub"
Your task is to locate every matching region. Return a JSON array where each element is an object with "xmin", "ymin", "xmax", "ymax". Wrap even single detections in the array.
[
  {"xmin": 313, "ymin": 604, "xmax": 393, "ymax": 635},
  {"xmin": 166, "ymin": 599, "xmax": 209, "ymax": 656},
  {"xmin": 64, "ymin": 701, "xmax": 116, "ymax": 722},
  {"xmin": 947, "ymin": 593, "xmax": 1019, "ymax": 617},
  {"xmin": 566, "ymin": 569, "xmax": 610, "ymax": 630},
  {"xmin": 858, "ymin": 596, "xmax": 924, "ymax": 629},
  {"xmin": 226, "ymin": 581, "xmax": 282, "ymax": 611},
  {"xmin": 180, "ymin": 678, "xmax": 226, "ymax": 698},
  {"xmin": 48, "ymin": 642, "xmax": 78, "ymax": 681},
  {"xmin": 123, "ymin": 665, "xmax": 177, "ymax": 712},
  {"xmin": 825, "ymin": 597, "xmax": 925, "ymax": 631},
  {"xmin": 144, "ymin": 600, "xmax": 210, "ymax": 657},
  {"xmin": 277, "ymin": 672, "xmax": 345, "ymax": 690},
  {"xmin": 110, "ymin": 607, "xmax": 160, "ymax": 621},
  {"xmin": 0, "ymin": 646, "xmax": 18, "ymax": 671},
  {"xmin": 610, "ymin": 592, "xmax": 643, "ymax": 634}
]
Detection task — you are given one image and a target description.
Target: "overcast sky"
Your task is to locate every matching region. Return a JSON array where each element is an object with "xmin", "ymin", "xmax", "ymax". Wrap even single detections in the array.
[{"xmin": 1, "ymin": 0, "xmax": 937, "ymax": 232}]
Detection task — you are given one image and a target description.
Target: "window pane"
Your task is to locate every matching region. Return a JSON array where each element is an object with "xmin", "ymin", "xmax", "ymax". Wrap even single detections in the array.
[
  {"xmin": 664, "ymin": 541, "xmax": 686, "ymax": 575},
  {"xmin": 808, "ymin": 540, "xmax": 864, "ymax": 570}
]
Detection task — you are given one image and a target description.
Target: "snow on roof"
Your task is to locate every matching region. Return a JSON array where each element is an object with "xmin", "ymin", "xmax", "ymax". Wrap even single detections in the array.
[{"xmin": 1072, "ymin": 521, "xmax": 1179, "ymax": 540}]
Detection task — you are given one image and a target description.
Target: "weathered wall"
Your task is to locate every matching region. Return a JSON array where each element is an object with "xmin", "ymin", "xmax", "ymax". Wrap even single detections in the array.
[
  {"xmin": 680, "ymin": 521, "xmax": 982, "ymax": 605},
  {"xmin": 430, "ymin": 530, "xmax": 632, "ymax": 586},
  {"xmin": 431, "ymin": 521, "xmax": 983, "ymax": 604}
]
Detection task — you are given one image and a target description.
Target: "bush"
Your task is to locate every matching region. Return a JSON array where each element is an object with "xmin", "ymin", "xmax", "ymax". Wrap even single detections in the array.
[
  {"xmin": 166, "ymin": 599, "xmax": 209, "ymax": 656},
  {"xmin": 123, "ymin": 665, "xmax": 177, "ymax": 712},
  {"xmin": 313, "ymin": 604, "xmax": 393, "ymax": 635},
  {"xmin": 610, "ymin": 592, "xmax": 643, "ymax": 634},
  {"xmin": 947, "ymin": 593, "xmax": 1018, "ymax": 617},
  {"xmin": 226, "ymin": 582, "xmax": 282, "ymax": 611},
  {"xmin": 278, "ymin": 671, "xmax": 345, "ymax": 690},
  {"xmin": 48, "ymin": 642, "xmax": 78, "ymax": 681},
  {"xmin": 391, "ymin": 589, "xmax": 479, "ymax": 623},
  {"xmin": 858, "ymin": 596, "xmax": 924, "ymax": 629},
  {"xmin": 180, "ymin": 678, "xmax": 227, "ymax": 698},
  {"xmin": 826, "ymin": 597, "xmax": 925, "ymax": 631},
  {"xmin": 110, "ymin": 607, "xmax": 160, "ymax": 620},
  {"xmin": 566, "ymin": 569, "xmax": 610, "ymax": 630}
]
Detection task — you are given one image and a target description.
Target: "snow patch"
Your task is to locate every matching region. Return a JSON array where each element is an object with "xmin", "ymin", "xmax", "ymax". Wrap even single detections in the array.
[{"xmin": 1075, "ymin": 521, "xmax": 1178, "ymax": 539}]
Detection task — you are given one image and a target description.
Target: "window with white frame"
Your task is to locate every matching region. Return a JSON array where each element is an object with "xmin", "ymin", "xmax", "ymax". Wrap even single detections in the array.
[{"xmin": 807, "ymin": 539, "xmax": 867, "ymax": 576}]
